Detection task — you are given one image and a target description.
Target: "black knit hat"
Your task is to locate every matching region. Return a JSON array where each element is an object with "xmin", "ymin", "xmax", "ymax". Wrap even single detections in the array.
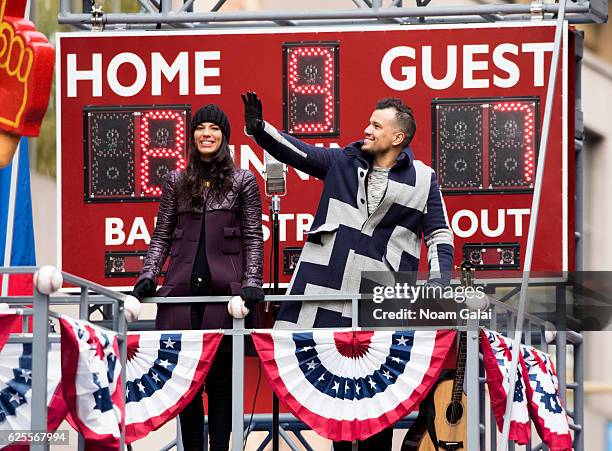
[{"xmin": 191, "ymin": 104, "xmax": 231, "ymax": 141}]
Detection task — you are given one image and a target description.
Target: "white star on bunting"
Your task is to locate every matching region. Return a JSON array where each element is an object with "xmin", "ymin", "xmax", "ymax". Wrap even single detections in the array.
[
  {"xmin": 306, "ymin": 360, "xmax": 318, "ymax": 370},
  {"xmin": 396, "ymin": 336, "xmax": 409, "ymax": 346}
]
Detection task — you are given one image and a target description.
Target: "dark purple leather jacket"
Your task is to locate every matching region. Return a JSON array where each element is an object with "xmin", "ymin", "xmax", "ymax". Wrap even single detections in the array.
[{"xmin": 137, "ymin": 168, "xmax": 263, "ymax": 331}]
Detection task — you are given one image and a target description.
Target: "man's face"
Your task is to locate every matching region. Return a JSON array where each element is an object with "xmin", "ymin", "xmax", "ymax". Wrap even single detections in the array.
[{"xmin": 362, "ymin": 108, "xmax": 404, "ymax": 154}]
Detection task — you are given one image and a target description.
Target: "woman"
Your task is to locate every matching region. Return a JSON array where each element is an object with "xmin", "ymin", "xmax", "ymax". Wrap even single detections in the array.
[{"xmin": 131, "ymin": 104, "xmax": 264, "ymax": 451}]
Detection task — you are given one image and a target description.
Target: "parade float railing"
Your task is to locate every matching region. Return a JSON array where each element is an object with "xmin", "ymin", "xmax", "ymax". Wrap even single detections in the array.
[
  {"xmin": 0, "ymin": 266, "xmax": 129, "ymax": 451},
  {"xmin": 0, "ymin": 267, "xmax": 583, "ymax": 451}
]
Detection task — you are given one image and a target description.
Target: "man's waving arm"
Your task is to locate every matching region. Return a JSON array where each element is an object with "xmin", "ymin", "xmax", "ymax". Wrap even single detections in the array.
[{"xmin": 242, "ymin": 91, "xmax": 341, "ymax": 180}]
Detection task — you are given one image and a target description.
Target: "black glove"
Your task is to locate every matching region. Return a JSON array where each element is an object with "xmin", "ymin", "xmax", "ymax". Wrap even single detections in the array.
[
  {"xmin": 240, "ymin": 286, "xmax": 265, "ymax": 310},
  {"xmin": 241, "ymin": 91, "xmax": 264, "ymax": 134},
  {"xmin": 131, "ymin": 278, "xmax": 156, "ymax": 301}
]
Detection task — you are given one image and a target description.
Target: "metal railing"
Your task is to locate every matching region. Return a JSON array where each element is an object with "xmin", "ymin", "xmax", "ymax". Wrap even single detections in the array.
[
  {"xmin": 56, "ymin": 0, "xmax": 607, "ymax": 30},
  {"xmin": 0, "ymin": 267, "xmax": 583, "ymax": 450}
]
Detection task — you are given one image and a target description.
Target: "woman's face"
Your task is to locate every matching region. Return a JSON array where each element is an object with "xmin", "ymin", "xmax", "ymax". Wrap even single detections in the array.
[{"xmin": 194, "ymin": 122, "xmax": 223, "ymax": 161}]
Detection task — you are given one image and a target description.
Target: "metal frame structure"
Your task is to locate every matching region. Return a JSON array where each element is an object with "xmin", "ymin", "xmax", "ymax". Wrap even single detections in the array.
[
  {"xmin": 0, "ymin": 266, "xmax": 129, "ymax": 451},
  {"xmin": 1, "ymin": 266, "xmax": 585, "ymax": 451},
  {"xmin": 19, "ymin": 0, "xmax": 595, "ymax": 448},
  {"xmin": 56, "ymin": 0, "xmax": 607, "ymax": 30}
]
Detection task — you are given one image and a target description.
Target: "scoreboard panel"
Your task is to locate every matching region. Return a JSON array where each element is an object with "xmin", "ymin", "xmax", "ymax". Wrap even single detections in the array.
[{"xmin": 57, "ymin": 23, "xmax": 574, "ymax": 287}]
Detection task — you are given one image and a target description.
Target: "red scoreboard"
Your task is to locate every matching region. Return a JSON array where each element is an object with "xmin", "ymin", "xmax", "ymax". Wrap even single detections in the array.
[{"xmin": 57, "ymin": 23, "xmax": 575, "ymax": 288}]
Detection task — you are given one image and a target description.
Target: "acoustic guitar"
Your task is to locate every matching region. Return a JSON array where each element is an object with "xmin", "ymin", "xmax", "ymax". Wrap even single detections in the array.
[
  {"xmin": 402, "ymin": 263, "xmax": 473, "ymax": 451},
  {"xmin": 416, "ymin": 330, "xmax": 467, "ymax": 450}
]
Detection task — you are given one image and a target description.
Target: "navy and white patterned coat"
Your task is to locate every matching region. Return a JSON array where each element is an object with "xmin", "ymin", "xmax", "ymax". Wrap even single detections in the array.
[{"xmin": 250, "ymin": 122, "xmax": 454, "ymax": 328}]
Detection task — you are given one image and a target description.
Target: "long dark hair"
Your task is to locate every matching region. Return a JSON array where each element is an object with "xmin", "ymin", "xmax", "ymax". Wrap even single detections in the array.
[{"xmin": 177, "ymin": 136, "xmax": 235, "ymax": 208}]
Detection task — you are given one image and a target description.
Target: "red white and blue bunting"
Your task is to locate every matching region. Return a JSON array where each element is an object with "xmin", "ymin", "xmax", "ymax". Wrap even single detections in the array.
[
  {"xmin": 124, "ymin": 330, "xmax": 223, "ymax": 443},
  {"xmin": 0, "ymin": 342, "xmax": 67, "ymax": 449},
  {"xmin": 252, "ymin": 329, "xmax": 456, "ymax": 442},
  {"xmin": 0, "ymin": 315, "xmax": 20, "ymax": 352},
  {"xmin": 480, "ymin": 329, "xmax": 531, "ymax": 445},
  {"xmin": 60, "ymin": 316, "xmax": 124, "ymax": 450},
  {"xmin": 522, "ymin": 345, "xmax": 572, "ymax": 450}
]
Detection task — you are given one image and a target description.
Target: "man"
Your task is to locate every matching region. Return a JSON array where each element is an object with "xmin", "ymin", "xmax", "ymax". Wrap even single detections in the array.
[{"xmin": 242, "ymin": 93, "xmax": 454, "ymax": 449}]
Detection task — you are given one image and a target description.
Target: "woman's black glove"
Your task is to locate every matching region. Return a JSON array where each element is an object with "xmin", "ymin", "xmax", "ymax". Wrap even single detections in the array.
[
  {"xmin": 131, "ymin": 278, "xmax": 156, "ymax": 301},
  {"xmin": 240, "ymin": 286, "xmax": 265, "ymax": 310},
  {"xmin": 241, "ymin": 91, "xmax": 264, "ymax": 134}
]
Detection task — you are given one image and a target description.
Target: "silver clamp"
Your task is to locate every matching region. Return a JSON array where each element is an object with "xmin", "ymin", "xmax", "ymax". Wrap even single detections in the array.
[
  {"xmin": 530, "ymin": 0, "xmax": 544, "ymax": 21},
  {"xmin": 91, "ymin": 4, "xmax": 104, "ymax": 31}
]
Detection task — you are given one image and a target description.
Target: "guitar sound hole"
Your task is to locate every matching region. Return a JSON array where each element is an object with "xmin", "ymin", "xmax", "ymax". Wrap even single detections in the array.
[{"xmin": 445, "ymin": 401, "xmax": 464, "ymax": 424}]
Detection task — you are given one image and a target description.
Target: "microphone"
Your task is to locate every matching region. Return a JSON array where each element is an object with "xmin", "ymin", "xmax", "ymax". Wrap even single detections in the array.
[{"xmin": 263, "ymin": 151, "xmax": 287, "ymax": 196}]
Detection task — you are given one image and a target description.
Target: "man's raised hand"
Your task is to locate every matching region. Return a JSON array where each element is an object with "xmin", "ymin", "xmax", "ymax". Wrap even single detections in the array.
[{"xmin": 241, "ymin": 91, "xmax": 264, "ymax": 134}]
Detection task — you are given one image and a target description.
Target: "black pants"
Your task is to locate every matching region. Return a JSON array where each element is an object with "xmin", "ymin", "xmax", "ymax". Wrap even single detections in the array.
[
  {"xmin": 333, "ymin": 428, "xmax": 394, "ymax": 451},
  {"xmin": 179, "ymin": 305, "xmax": 233, "ymax": 451}
]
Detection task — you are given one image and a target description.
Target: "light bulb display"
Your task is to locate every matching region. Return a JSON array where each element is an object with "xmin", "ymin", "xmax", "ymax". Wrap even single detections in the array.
[
  {"xmin": 284, "ymin": 42, "xmax": 339, "ymax": 136},
  {"xmin": 85, "ymin": 106, "xmax": 189, "ymax": 202},
  {"xmin": 434, "ymin": 98, "xmax": 539, "ymax": 193}
]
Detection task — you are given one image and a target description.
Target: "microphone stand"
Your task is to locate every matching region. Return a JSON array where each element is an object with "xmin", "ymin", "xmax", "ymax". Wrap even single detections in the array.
[
  {"xmin": 270, "ymin": 194, "xmax": 281, "ymax": 451},
  {"xmin": 263, "ymin": 154, "xmax": 286, "ymax": 451}
]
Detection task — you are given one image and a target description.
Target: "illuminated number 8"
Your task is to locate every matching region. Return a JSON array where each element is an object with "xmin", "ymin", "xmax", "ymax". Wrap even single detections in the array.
[{"xmin": 139, "ymin": 110, "xmax": 187, "ymax": 196}]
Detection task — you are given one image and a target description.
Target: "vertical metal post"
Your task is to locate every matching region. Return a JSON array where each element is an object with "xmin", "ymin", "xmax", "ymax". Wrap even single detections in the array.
[
  {"xmin": 479, "ymin": 340, "xmax": 486, "ymax": 451},
  {"xmin": 555, "ymin": 285, "xmax": 567, "ymax": 405},
  {"xmin": 271, "ymin": 195, "xmax": 280, "ymax": 451},
  {"xmin": 540, "ymin": 325, "xmax": 548, "ymax": 354},
  {"xmin": 573, "ymin": 31, "xmax": 585, "ymax": 451},
  {"xmin": 573, "ymin": 337, "xmax": 584, "ymax": 451},
  {"xmin": 117, "ymin": 296, "xmax": 127, "ymax": 451},
  {"xmin": 78, "ymin": 290, "xmax": 88, "ymax": 451},
  {"xmin": 555, "ymin": 331, "xmax": 567, "ymax": 405},
  {"xmin": 161, "ymin": 0, "xmax": 172, "ymax": 13},
  {"xmin": 490, "ymin": 305, "xmax": 497, "ymax": 451},
  {"xmin": 352, "ymin": 295, "xmax": 358, "ymax": 451},
  {"xmin": 525, "ymin": 321, "xmax": 532, "ymax": 451},
  {"xmin": 21, "ymin": 313, "xmax": 28, "ymax": 333},
  {"xmin": 30, "ymin": 288, "xmax": 49, "ymax": 451},
  {"xmin": 59, "ymin": 0, "xmax": 71, "ymax": 14},
  {"xmin": 498, "ymin": 0, "xmax": 568, "ymax": 447},
  {"xmin": 232, "ymin": 318, "xmax": 245, "ymax": 451},
  {"xmin": 176, "ymin": 421, "xmax": 184, "ymax": 451},
  {"xmin": 466, "ymin": 318, "xmax": 479, "ymax": 451},
  {"xmin": 79, "ymin": 290, "xmax": 89, "ymax": 320}
]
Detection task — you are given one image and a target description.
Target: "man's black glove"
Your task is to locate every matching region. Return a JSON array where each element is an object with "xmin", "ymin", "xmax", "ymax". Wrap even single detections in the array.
[
  {"xmin": 131, "ymin": 278, "xmax": 156, "ymax": 301},
  {"xmin": 240, "ymin": 286, "xmax": 265, "ymax": 310},
  {"xmin": 241, "ymin": 91, "xmax": 264, "ymax": 134}
]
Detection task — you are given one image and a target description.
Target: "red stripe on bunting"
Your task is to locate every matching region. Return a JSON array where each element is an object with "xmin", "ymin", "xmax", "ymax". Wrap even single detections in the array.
[
  {"xmin": 0, "ymin": 314, "xmax": 20, "ymax": 351},
  {"xmin": 522, "ymin": 346, "xmax": 572, "ymax": 451},
  {"xmin": 252, "ymin": 329, "xmax": 456, "ymax": 442},
  {"xmin": 480, "ymin": 330, "xmax": 531, "ymax": 445},
  {"xmin": 60, "ymin": 318, "xmax": 123, "ymax": 451},
  {"xmin": 124, "ymin": 332, "xmax": 223, "ymax": 444}
]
